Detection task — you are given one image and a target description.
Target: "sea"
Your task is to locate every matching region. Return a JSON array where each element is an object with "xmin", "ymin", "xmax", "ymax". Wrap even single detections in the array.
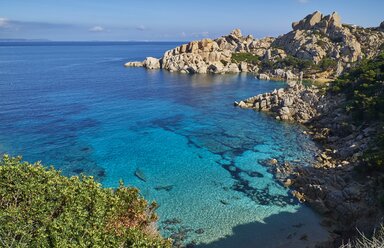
[{"xmin": 0, "ymin": 41, "xmax": 328, "ymax": 247}]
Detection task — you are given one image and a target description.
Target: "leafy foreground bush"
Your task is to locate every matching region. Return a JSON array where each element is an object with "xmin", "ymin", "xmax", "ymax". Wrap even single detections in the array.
[
  {"xmin": 340, "ymin": 225, "xmax": 384, "ymax": 248},
  {"xmin": 0, "ymin": 155, "xmax": 171, "ymax": 248}
]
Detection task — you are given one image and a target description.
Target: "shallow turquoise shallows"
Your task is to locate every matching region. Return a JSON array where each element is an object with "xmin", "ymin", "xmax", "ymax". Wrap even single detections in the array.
[{"xmin": 0, "ymin": 42, "xmax": 328, "ymax": 247}]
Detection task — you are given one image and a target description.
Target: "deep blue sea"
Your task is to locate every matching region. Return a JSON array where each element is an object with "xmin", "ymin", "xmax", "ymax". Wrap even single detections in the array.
[{"xmin": 0, "ymin": 42, "xmax": 328, "ymax": 247}]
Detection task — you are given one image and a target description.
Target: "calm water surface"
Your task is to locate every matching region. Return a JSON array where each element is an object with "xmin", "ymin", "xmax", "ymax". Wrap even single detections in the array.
[{"xmin": 0, "ymin": 42, "xmax": 328, "ymax": 247}]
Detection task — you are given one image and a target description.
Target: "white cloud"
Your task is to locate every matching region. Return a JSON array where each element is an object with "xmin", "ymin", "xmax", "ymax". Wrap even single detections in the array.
[
  {"xmin": 136, "ymin": 25, "xmax": 147, "ymax": 31},
  {"xmin": 0, "ymin": 17, "xmax": 9, "ymax": 28},
  {"xmin": 180, "ymin": 31, "xmax": 187, "ymax": 38},
  {"xmin": 89, "ymin": 26, "xmax": 104, "ymax": 32}
]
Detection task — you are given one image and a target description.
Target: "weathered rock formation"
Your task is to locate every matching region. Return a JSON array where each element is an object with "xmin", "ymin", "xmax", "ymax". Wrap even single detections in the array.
[
  {"xmin": 125, "ymin": 57, "xmax": 160, "ymax": 69},
  {"xmin": 125, "ymin": 12, "xmax": 384, "ymax": 80},
  {"xmin": 236, "ymin": 82, "xmax": 383, "ymax": 246},
  {"xmin": 235, "ymin": 82, "xmax": 320, "ymax": 123},
  {"xmin": 273, "ymin": 11, "xmax": 384, "ymax": 65}
]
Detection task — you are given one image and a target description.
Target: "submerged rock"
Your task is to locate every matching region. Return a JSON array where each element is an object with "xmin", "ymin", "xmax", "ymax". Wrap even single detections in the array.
[
  {"xmin": 154, "ymin": 185, "xmax": 174, "ymax": 192},
  {"xmin": 134, "ymin": 168, "xmax": 147, "ymax": 182}
]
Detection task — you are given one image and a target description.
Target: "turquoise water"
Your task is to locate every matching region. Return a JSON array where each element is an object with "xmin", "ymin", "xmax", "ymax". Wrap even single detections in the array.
[{"xmin": 0, "ymin": 42, "xmax": 327, "ymax": 247}]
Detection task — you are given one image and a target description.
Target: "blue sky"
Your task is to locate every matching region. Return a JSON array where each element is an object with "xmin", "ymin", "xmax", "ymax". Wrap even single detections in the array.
[{"xmin": 0, "ymin": 0, "xmax": 383, "ymax": 41}]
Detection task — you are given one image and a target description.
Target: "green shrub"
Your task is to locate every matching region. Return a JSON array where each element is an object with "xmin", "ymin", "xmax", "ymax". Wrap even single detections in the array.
[
  {"xmin": 0, "ymin": 155, "xmax": 171, "ymax": 248},
  {"xmin": 329, "ymin": 51, "xmax": 384, "ymax": 168},
  {"xmin": 362, "ymin": 131, "xmax": 384, "ymax": 168},
  {"xmin": 279, "ymin": 55, "xmax": 314, "ymax": 71},
  {"xmin": 318, "ymin": 58, "xmax": 337, "ymax": 71},
  {"xmin": 330, "ymin": 51, "xmax": 384, "ymax": 121},
  {"xmin": 316, "ymin": 40, "xmax": 326, "ymax": 47},
  {"xmin": 231, "ymin": 52, "xmax": 259, "ymax": 65}
]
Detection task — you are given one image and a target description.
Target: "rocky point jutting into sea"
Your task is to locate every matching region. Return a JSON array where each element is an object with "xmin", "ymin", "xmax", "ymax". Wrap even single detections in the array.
[
  {"xmin": 125, "ymin": 11, "xmax": 384, "ymax": 247},
  {"xmin": 234, "ymin": 80, "xmax": 383, "ymax": 246},
  {"xmin": 125, "ymin": 11, "xmax": 384, "ymax": 81}
]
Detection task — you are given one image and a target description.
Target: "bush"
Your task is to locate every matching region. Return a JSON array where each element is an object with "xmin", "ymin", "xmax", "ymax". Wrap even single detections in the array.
[
  {"xmin": 330, "ymin": 51, "xmax": 384, "ymax": 121},
  {"xmin": 279, "ymin": 55, "xmax": 314, "ymax": 71},
  {"xmin": 231, "ymin": 52, "xmax": 259, "ymax": 65},
  {"xmin": 330, "ymin": 51, "xmax": 384, "ymax": 168},
  {"xmin": 318, "ymin": 58, "xmax": 337, "ymax": 71},
  {"xmin": 0, "ymin": 155, "xmax": 171, "ymax": 248}
]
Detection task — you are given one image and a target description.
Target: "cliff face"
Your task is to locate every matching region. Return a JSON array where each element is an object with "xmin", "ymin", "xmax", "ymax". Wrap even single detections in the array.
[{"xmin": 125, "ymin": 11, "xmax": 384, "ymax": 79}]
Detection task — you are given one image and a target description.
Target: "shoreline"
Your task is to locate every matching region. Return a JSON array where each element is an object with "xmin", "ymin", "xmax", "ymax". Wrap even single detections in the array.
[{"xmin": 235, "ymin": 81, "xmax": 383, "ymax": 247}]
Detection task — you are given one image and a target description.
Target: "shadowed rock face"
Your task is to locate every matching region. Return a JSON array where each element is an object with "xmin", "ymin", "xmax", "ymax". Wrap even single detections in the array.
[
  {"xmin": 380, "ymin": 21, "xmax": 384, "ymax": 31},
  {"xmin": 125, "ymin": 11, "xmax": 384, "ymax": 78}
]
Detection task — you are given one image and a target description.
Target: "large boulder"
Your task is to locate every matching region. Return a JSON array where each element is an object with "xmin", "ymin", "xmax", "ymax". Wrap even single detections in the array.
[
  {"xmin": 230, "ymin": 28, "xmax": 243, "ymax": 38},
  {"xmin": 144, "ymin": 57, "xmax": 161, "ymax": 69},
  {"xmin": 208, "ymin": 61, "xmax": 225, "ymax": 73},
  {"xmin": 285, "ymin": 70, "xmax": 296, "ymax": 80},
  {"xmin": 258, "ymin": 73, "xmax": 270, "ymax": 80},
  {"xmin": 292, "ymin": 11, "xmax": 323, "ymax": 30},
  {"xmin": 227, "ymin": 63, "xmax": 240, "ymax": 73},
  {"xmin": 239, "ymin": 61, "xmax": 248, "ymax": 72},
  {"xmin": 274, "ymin": 69, "xmax": 286, "ymax": 78}
]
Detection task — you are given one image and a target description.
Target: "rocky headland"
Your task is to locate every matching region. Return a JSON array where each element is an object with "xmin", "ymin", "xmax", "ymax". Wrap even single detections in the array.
[
  {"xmin": 125, "ymin": 11, "xmax": 384, "ymax": 81},
  {"xmin": 234, "ymin": 77, "xmax": 383, "ymax": 246}
]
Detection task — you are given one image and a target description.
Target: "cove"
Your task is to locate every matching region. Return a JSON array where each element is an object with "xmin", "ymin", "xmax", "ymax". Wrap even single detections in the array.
[{"xmin": 0, "ymin": 42, "xmax": 328, "ymax": 247}]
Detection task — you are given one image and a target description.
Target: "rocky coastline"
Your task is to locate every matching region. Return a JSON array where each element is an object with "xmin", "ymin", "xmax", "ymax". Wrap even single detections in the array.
[
  {"xmin": 125, "ymin": 11, "xmax": 384, "ymax": 82},
  {"xmin": 123, "ymin": 10, "xmax": 384, "ymax": 247},
  {"xmin": 235, "ymin": 82, "xmax": 383, "ymax": 247}
]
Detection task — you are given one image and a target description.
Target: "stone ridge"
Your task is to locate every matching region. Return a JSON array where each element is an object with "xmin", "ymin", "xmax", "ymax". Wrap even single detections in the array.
[{"xmin": 125, "ymin": 11, "xmax": 384, "ymax": 80}]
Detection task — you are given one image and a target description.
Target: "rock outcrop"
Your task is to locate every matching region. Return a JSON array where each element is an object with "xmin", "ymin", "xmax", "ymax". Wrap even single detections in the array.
[
  {"xmin": 124, "ymin": 12, "xmax": 384, "ymax": 79},
  {"xmin": 143, "ymin": 57, "xmax": 161, "ymax": 69},
  {"xmin": 273, "ymin": 11, "xmax": 384, "ymax": 66},
  {"xmin": 125, "ymin": 57, "xmax": 161, "ymax": 69},
  {"xmin": 234, "ymin": 82, "xmax": 320, "ymax": 123},
  {"xmin": 236, "ymin": 81, "xmax": 383, "ymax": 246}
]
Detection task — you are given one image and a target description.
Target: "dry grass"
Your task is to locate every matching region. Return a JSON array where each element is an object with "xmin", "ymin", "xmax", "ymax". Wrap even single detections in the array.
[{"xmin": 340, "ymin": 226, "xmax": 384, "ymax": 248}]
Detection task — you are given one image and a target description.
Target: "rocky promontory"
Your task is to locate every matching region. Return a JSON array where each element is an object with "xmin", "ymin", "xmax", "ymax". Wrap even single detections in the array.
[
  {"xmin": 234, "ymin": 78, "xmax": 383, "ymax": 246},
  {"xmin": 125, "ymin": 11, "xmax": 384, "ymax": 80},
  {"xmin": 234, "ymin": 81, "xmax": 321, "ymax": 122}
]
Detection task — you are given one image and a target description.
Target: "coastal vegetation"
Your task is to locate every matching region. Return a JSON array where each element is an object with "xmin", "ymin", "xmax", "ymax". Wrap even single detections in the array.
[
  {"xmin": 235, "ymin": 47, "xmax": 384, "ymax": 246},
  {"xmin": 0, "ymin": 155, "xmax": 171, "ymax": 248},
  {"xmin": 331, "ymin": 51, "xmax": 384, "ymax": 168},
  {"xmin": 231, "ymin": 52, "xmax": 259, "ymax": 65}
]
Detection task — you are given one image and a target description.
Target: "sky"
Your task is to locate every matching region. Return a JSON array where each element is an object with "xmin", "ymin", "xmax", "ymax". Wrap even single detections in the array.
[{"xmin": 0, "ymin": 0, "xmax": 383, "ymax": 41}]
